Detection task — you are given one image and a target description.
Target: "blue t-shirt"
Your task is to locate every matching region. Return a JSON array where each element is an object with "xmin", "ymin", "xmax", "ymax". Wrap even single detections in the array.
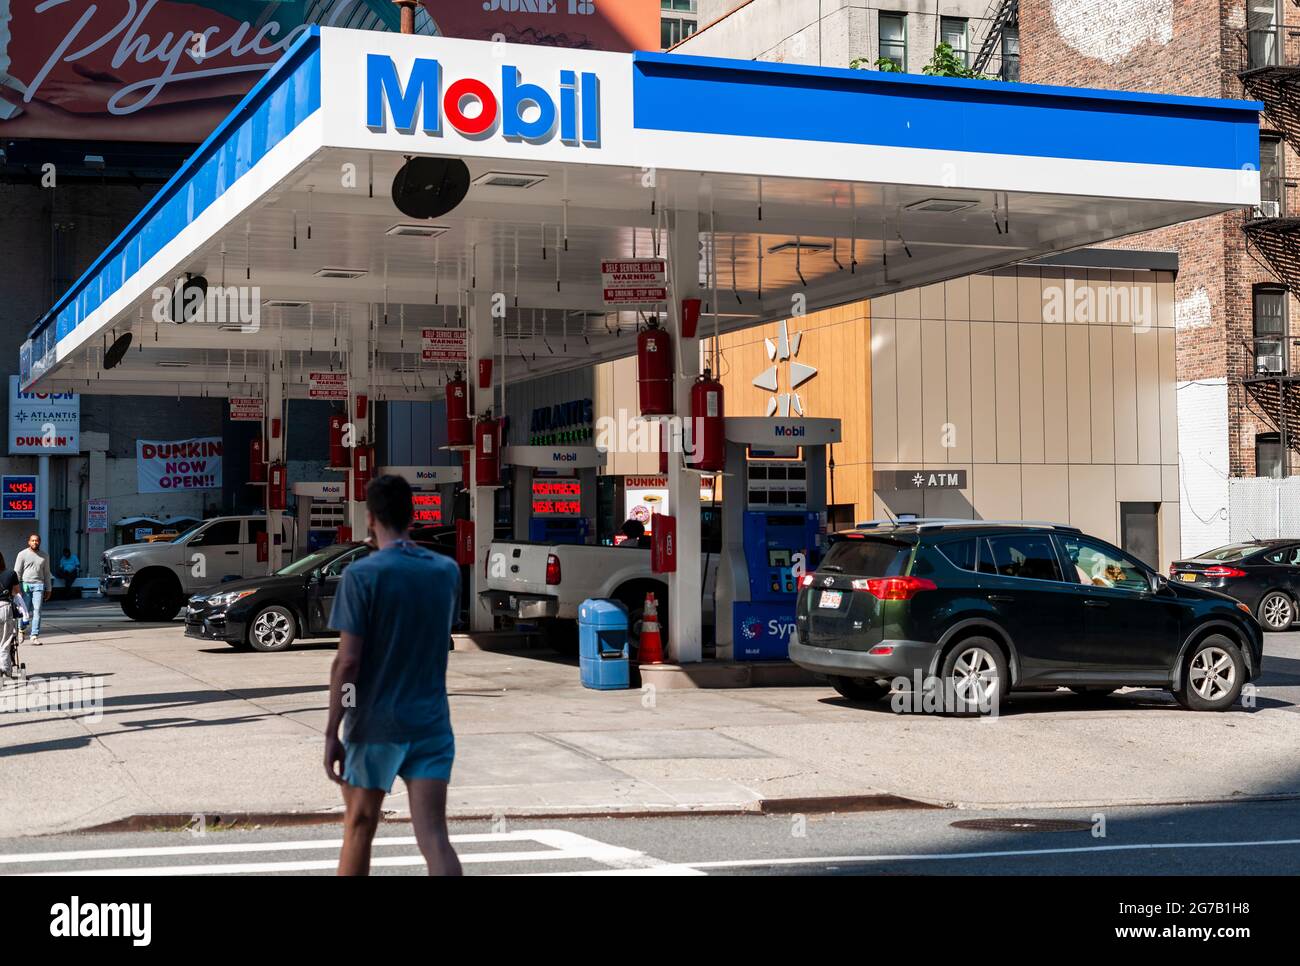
[{"xmin": 328, "ymin": 541, "xmax": 460, "ymax": 743}]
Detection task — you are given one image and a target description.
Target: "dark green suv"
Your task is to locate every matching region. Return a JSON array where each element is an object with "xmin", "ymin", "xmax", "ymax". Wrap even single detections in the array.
[{"xmin": 791, "ymin": 521, "xmax": 1264, "ymax": 714}]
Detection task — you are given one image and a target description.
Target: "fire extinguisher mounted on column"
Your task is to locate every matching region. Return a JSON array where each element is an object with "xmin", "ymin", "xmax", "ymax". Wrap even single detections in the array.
[
  {"xmin": 687, "ymin": 368, "xmax": 725, "ymax": 472},
  {"xmin": 268, "ymin": 461, "xmax": 288, "ymax": 511},
  {"xmin": 446, "ymin": 370, "xmax": 471, "ymax": 447},
  {"xmin": 475, "ymin": 411, "xmax": 501, "ymax": 487},
  {"xmin": 328, "ymin": 411, "xmax": 348, "ymax": 469},
  {"xmin": 352, "ymin": 438, "xmax": 372, "ymax": 503},
  {"xmin": 250, "ymin": 435, "xmax": 266, "ymax": 483},
  {"xmin": 637, "ymin": 317, "xmax": 674, "ymax": 416}
]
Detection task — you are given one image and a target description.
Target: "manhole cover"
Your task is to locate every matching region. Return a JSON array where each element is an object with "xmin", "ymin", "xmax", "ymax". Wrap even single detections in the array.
[{"xmin": 950, "ymin": 818, "xmax": 1094, "ymax": 833}]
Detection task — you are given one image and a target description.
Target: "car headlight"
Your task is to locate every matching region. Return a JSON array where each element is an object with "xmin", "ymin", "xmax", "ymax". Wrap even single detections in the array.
[
  {"xmin": 207, "ymin": 589, "xmax": 256, "ymax": 608},
  {"xmin": 111, "ymin": 559, "xmax": 131, "ymax": 574}
]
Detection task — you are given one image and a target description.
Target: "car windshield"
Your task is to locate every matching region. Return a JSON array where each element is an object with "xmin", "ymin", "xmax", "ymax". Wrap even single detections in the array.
[
  {"xmin": 168, "ymin": 522, "xmax": 203, "ymax": 543},
  {"xmin": 1197, "ymin": 543, "xmax": 1265, "ymax": 562},
  {"xmin": 275, "ymin": 546, "xmax": 351, "ymax": 577}
]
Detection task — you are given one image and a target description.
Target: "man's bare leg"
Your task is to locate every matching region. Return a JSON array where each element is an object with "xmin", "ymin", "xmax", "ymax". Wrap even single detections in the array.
[
  {"xmin": 338, "ymin": 785, "xmax": 386, "ymax": 876},
  {"xmin": 406, "ymin": 778, "xmax": 462, "ymax": 876}
]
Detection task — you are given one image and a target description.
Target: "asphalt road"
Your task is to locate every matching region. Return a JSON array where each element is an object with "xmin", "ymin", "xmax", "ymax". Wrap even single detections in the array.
[{"xmin": 3, "ymin": 799, "xmax": 1298, "ymax": 876}]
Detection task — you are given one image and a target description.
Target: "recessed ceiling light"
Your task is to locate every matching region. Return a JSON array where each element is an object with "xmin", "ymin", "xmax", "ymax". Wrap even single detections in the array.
[
  {"xmin": 767, "ymin": 240, "xmax": 832, "ymax": 255},
  {"xmin": 156, "ymin": 360, "xmax": 190, "ymax": 368},
  {"xmin": 472, "ymin": 171, "xmax": 547, "ymax": 189},
  {"xmin": 386, "ymin": 223, "xmax": 451, "ymax": 238},
  {"xmin": 905, "ymin": 198, "xmax": 978, "ymax": 213},
  {"xmin": 314, "ymin": 267, "xmax": 368, "ymax": 279},
  {"xmin": 263, "ymin": 299, "xmax": 308, "ymax": 308}
]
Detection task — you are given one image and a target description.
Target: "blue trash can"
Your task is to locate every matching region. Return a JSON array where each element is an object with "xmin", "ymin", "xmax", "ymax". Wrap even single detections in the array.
[{"xmin": 578, "ymin": 598, "xmax": 630, "ymax": 690}]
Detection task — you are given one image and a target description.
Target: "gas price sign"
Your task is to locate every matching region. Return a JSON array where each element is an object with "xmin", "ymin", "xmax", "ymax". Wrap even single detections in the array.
[
  {"xmin": 412, "ymin": 492, "xmax": 443, "ymax": 525},
  {"xmin": 531, "ymin": 479, "xmax": 581, "ymax": 516},
  {"xmin": 1, "ymin": 476, "xmax": 38, "ymax": 520}
]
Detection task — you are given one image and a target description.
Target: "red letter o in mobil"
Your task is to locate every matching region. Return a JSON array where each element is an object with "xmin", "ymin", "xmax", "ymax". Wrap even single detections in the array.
[{"xmin": 444, "ymin": 78, "xmax": 498, "ymax": 136}]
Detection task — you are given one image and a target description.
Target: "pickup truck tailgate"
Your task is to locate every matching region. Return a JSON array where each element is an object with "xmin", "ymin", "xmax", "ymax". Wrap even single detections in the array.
[{"xmin": 486, "ymin": 542, "xmax": 553, "ymax": 596}]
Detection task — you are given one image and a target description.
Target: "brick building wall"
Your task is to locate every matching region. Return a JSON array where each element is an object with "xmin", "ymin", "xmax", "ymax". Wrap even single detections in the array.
[{"xmin": 1020, "ymin": 0, "xmax": 1298, "ymax": 478}]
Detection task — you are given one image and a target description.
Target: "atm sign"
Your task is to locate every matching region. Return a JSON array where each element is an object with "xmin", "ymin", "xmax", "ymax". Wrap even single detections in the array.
[{"xmin": 1, "ymin": 476, "xmax": 38, "ymax": 520}]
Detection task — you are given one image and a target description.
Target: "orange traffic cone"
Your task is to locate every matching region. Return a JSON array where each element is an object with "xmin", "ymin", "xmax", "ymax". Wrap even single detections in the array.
[{"xmin": 638, "ymin": 592, "xmax": 665, "ymax": 665}]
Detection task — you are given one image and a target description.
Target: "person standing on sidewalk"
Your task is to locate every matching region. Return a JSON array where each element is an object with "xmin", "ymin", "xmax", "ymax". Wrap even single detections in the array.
[
  {"xmin": 323, "ymin": 474, "xmax": 463, "ymax": 876},
  {"xmin": 14, "ymin": 534, "xmax": 51, "ymax": 645},
  {"xmin": 0, "ymin": 556, "xmax": 23, "ymax": 679}
]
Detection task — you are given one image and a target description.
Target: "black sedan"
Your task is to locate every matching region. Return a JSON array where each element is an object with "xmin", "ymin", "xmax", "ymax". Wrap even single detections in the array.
[
  {"xmin": 1170, "ymin": 540, "xmax": 1300, "ymax": 632},
  {"xmin": 184, "ymin": 540, "xmax": 455, "ymax": 652}
]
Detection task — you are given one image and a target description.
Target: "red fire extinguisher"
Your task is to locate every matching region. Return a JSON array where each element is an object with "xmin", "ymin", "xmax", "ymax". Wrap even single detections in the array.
[
  {"xmin": 637, "ymin": 317, "xmax": 674, "ymax": 416},
  {"xmin": 256, "ymin": 528, "xmax": 269, "ymax": 564},
  {"xmin": 352, "ymin": 439, "xmax": 372, "ymax": 502},
  {"xmin": 250, "ymin": 436, "xmax": 266, "ymax": 483},
  {"xmin": 455, "ymin": 519, "xmax": 475, "ymax": 565},
  {"xmin": 328, "ymin": 412, "xmax": 347, "ymax": 469},
  {"xmin": 458, "ymin": 450, "xmax": 471, "ymax": 491},
  {"xmin": 651, "ymin": 514, "xmax": 677, "ymax": 573},
  {"xmin": 446, "ymin": 371, "xmax": 471, "ymax": 447},
  {"xmin": 475, "ymin": 414, "xmax": 500, "ymax": 487},
  {"xmin": 268, "ymin": 461, "xmax": 288, "ymax": 511},
  {"xmin": 687, "ymin": 369, "xmax": 725, "ymax": 472}
]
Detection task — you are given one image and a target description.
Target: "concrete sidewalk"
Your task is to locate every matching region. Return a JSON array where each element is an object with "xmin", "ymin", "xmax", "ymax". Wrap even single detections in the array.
[{"xmin": 2, "ymin": 599, "xmax": 1300, "ymax": 837}]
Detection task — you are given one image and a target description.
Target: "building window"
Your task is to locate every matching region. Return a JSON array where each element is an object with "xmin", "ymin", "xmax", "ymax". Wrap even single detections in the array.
[
  {"xmin": 1001, "ymin": 25, "xmax": 1020, "ymax": 81},
  {"xmin": 940, "ymin": 17, "xmax": 969, "ymax": 67},
  {"xmin": 879, "ymin": 12, "xmax": 907, "ymax": 71},
  {"xmin": 660, "ymin": 1, "xmax": 698, "ymax": 50},
  {"xmin": 1254, "ymin": 285, "xmax": 1288, "ymax": 375},
  {"xmin": 1247, "ymin": 1, "xmax": 1281, "ymax": 68},
  {"xmin": 1257, "ymin": 432, "xmax": 1284, "ymax": 478},
  {"xmin": 1260, "ymin": 136, "xmax": 1284, "ymax": 217}
]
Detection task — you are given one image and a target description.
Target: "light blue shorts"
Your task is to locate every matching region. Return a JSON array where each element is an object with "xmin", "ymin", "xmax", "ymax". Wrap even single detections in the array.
[{"xmin": 342, "ymin": 731, "xmax": 455, "ymax": 792}]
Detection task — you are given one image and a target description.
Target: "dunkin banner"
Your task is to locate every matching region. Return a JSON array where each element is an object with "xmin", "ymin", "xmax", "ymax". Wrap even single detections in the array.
[
  {"xmin": 137, "ymin": 437, "xmax": 222, "ymax": 492},
  {"xmin": 0, "ymin": 1, "xmax": 658, "ymax": 142}
]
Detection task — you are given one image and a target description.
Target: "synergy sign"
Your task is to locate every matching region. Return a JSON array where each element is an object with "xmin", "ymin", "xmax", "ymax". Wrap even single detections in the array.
[{"xmin": 365, "ymin": 55, "xmax": 600, "ymax": 146}]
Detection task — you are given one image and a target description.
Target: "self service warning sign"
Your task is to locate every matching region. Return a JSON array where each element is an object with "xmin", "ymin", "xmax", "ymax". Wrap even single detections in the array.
[{"xmin": 601, "ymin": 259, "xmax": 667, "ymax": 305}]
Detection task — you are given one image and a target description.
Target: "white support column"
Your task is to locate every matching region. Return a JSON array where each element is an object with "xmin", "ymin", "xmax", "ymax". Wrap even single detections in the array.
[
  {"xmin": 667, "ymin": 189, "xmax": 703, "ymax": 664},
  {"xmin": 37, "ymin": 454, "xmax": 50, "ymax": 549},
  {"xmin": 266, "ymin": 361, "xmax": 286, "ymax": 572},
  {"xmin": 348, "ymin": 306, "xmax": 372, "ymax": 538},
  {"xmin": 469, "ymin": 242, "xmax": 497, "ymax": 631}
]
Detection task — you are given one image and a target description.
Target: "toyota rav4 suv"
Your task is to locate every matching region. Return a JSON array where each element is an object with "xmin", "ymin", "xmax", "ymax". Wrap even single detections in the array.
[{"xmin": 790, "ymin": 521, "xmax": 1263, "ymax": 714}]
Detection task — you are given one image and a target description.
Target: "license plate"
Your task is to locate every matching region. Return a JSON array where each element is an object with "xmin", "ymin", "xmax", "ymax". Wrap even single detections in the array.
[
  {"xmin": 1180, "ymin": 573, "xmax": 1197, "ymax": 582},
  {"xmin": 818, "ymin": 590, "xmax": 843, "ymax": 609}
]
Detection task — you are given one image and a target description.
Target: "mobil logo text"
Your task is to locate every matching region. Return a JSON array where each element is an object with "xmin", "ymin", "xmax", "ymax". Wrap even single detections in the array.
[{"xmin": 366, "ymin": 55, "xmax": 600, "ymax": 145}]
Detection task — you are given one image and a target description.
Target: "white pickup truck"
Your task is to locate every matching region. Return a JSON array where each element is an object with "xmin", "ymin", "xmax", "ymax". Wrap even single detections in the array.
[{"xmin": 481, "ymin": 540, "xmax": 718, "ymax": 653}]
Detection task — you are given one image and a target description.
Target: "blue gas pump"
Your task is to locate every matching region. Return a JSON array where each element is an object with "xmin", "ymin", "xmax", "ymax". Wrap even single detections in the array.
[{"xmin": 733, "ymin": 510, "xmax": 821, "ymax": 660}]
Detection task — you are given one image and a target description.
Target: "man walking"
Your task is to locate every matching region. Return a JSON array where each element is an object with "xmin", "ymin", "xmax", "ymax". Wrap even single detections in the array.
[
  {"xmin": 14, "ymin": 534, "xmax": 51, "ymax": 645},
  {"xmin": 323, "ymin": 474, "xmax": 462, "ymax": 876}
]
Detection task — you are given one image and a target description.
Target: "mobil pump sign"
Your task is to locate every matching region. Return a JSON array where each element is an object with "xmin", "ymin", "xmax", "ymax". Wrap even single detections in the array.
[{"xmin": 366, "ymin": 55, "xmax": 600, "ymax": 146}]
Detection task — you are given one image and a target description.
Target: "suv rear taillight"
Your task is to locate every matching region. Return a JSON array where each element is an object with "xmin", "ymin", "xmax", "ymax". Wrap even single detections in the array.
[
  {"xmin": 545, "ymin": 553, "xmax": 562, "ymax": 585},
  {"xmin": 1202, "ymin": 566, "xmax": 1246, "ymax": 578},
  {"xmin": 850, "ymin": 576, "xmax": 937, "ymax": 600},
  {"xmin": 799, "ymin": 573, "xmax": 816, "ymax": 588}
]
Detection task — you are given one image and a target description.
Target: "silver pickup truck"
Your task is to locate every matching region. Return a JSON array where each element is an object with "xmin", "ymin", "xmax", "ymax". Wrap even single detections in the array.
[
  {"xmin": 101, "ymin": 515, "xmax": 287, "ymax": 622},
  {"xmin": 480, "ymin": 540, "xmax": 717, "ymax": 653}
]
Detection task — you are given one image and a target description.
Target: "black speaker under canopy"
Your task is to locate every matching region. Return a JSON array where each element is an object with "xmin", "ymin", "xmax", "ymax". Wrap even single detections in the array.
[
  {"xmin": 170, "ymin": 273, "xmax": 208, "ymax": 324},
  {"xmin": 104, "ymin": 331, "xmax": 132, "ymax": 369},
  {"xmin": 391, "ymin": 156, "xmax": 470, "ymax": 220}
]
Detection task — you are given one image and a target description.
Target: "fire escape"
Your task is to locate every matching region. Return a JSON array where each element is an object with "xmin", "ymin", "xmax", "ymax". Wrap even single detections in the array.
[
  {"xmin": 1231, "ymin": 22, "xmax": 1300, "ymax": 471},
  {"xmin": 972, "ymin": 0, "xmax": 1018, "ymax": 78}
]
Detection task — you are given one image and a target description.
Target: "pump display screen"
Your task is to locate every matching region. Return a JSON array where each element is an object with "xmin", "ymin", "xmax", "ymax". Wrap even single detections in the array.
[
  {"xmin": 1, "ymin": 476, "xmax": 38, "ymax": 520},
  {"xmin": 412, "ymin": 492, "xmax": 443, "ymax": 525},
  {"xmin": 768, "ymin": 549, "xmax": 792, "ymax": 568},
  {"xmin": 532, "ymin": 479, "xmax": 581, "ymax": 516}
]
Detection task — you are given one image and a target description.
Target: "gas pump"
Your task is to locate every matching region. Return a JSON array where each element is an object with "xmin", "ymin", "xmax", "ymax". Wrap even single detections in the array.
[
  {"xmin": 292, "ymin": 481, "xmax": 348, "ymax": 553},
  {"xmin": 377, "ymin": 465, "xmax": 463, "ymax": 530},
  {"xmin": 715, "ymin": 417, "xmax": 841, "ymax": 661},
  {"xmin": 503, "ymin": 444, "xmax": 604, "ymax": 545}
]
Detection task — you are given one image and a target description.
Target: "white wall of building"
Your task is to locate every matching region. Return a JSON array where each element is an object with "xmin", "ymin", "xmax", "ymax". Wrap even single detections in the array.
[{"xmin": 1176, "ymin": 377, "xmax": 1230, "ymax": 557}]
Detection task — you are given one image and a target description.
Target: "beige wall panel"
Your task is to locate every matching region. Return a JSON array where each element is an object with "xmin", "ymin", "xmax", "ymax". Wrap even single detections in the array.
[
  {"xmin": 970, "ymin": 322, "xmax": 998, "ymax": 462},
  {"xmin": 972, "ymin": 463, "xmax": 1022, "ymax": 519},
  {"xmin": 945, "ymin": 321, "xmax": 973, "ymax": 464},
  {"xmin": 969, "ymin": 273, "xmax": 994, "ymax": 322},
  {"xmin": 1134, "ymin": 328, "xmax": 1162, "ymax": 465},
  {"xmin": 1156, "ymin": 272, "xmax": 1175, "ymax": 328},
  {"xmin": 1017, "ymin": 266, "xmax": 1042, "ymax": 323},
  {"xmin": 872, "ymin": 293, "xmax": 895, "ymax": 319},
  {"xmin": 921, "ymin": 320, "xmax": 949, "ymax": 463},
  {"xmin": 895, "ymin": 285, "xmax": 920, "ymax": 320},
  {"xmin": 1089, "ymin": 326, "xmax": 1115, "ymax": 464},
  {"xmin": 1111, "ymin": 325, "xmax": 1139, "ymax": 465},
  {"xmin": 1069, "ymin": 464, "xmax": 1118, "ymax": 543},
  {"xmin": 1087, "ymin": 269, "xmax": 1111, "ymax": 324},
  {"xmin": 1065, "ymin": 324, "xmax": 1093, "ymax": 463},
  {"xmin": 1021, "ymin": 464, "xmax": 1070, "ymax": 522},
  {"xmin": 920, "ymin": 282, "xmax": 945, "ymax": 320},
  {"xmin": 1039, "ymin": 269, "xmax": 1065, "ymax": 324},
  {"xmin": 1162, "ymin": 464, "xmax": 1179, "ymax": 503},
  {"xmin": 1042, "ymin": 325, "xmax": 1069, "ymax": 463},
  {"xmin": 995, "ymin": 322, "xmax": 1021, "ymax": 462},
  {"xmin": 1158, "ymin": 502, "xmax": 1181, "ymax": 575},
  {"xmin": 1158, "ymin": 327, "xmax": 1178, "ymax": 464},
  {"xmin": 895, "ymin": 319, "xmax": 924, "ymax": 463},
  {"xmin": 1018, "ymin": 323, "xmax": 1045, "ymax": 464},
  {"xmin": 871, "ymin": 317, "xmax": 898, "ymax": 465},
  {"xmin": 944, "ymin": 275, "xmax": 970, "ymax": 321},
  {"xmin": 1108, "ymin": 270, "xmax": 1134, "ymax": 330},
  {"xmin": 993, "ymin": 271, "xmax": 1019, "ymax": 322},
  {"xmin": 1116, "ymin": 463, "xmax": 1162, "ymax": 503}
]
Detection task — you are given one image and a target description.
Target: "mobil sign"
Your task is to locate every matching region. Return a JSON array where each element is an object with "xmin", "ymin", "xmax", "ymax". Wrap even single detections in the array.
[
  {"xmin": 8, "ymin": 375, "xmax": 80, "ymax": 455},
  {"xmin": 364, "ymin": 53, "xmax": 601, "ymax": 146}
]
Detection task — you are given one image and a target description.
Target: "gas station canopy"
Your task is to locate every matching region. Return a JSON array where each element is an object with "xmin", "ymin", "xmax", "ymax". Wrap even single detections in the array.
[{"xmin": 20, "ymin": 26, "xmax": 1260, "ymax": 397}]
